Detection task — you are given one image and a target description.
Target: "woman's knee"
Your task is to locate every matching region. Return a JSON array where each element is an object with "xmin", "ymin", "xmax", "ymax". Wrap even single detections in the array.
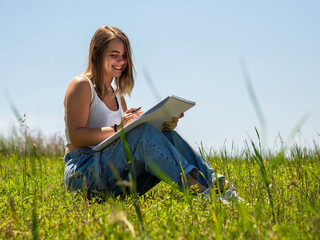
[
  {"xmin": 124, "ymin": 123, "xmax": 163, "ymax": 147},
  {"xmin": 133, "ymin": 122, "xmax": 161, "ymax": 137},
  {"xmin": 138, "ymin": 122, "xmax": 157, "ymax": 131}
]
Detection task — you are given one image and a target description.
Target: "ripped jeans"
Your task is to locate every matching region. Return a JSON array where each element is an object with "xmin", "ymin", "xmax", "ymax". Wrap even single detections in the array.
[{"xmin": 64, "ymin": 123, "xmax": 218, "ymax": 197}]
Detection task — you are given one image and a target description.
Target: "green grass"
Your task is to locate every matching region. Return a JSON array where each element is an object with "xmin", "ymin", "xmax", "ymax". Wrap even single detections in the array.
[{"xmin": 0, "ymin": 130, "xmax": 319, "ymax": 240}]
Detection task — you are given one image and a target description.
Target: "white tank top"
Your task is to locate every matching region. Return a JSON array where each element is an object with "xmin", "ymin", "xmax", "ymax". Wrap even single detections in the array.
[{"xmin": 64, "ymin": 75, "xmax": 123, "ymax": 146}]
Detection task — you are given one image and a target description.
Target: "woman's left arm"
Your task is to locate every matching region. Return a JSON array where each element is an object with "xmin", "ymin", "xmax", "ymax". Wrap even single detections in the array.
[{"xmin": 162, "ymin": 113, "xmax": 184, "ymax": 132}]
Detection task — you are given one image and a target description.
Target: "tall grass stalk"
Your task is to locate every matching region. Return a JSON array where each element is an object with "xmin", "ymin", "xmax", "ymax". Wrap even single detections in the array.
[
  {"xmin": 31, "ymin": 144, "xmax": 39, "ymax": 240},
  {"xmin": 240, "ymin": 57, "xmax": 267, "ymax": 148},
  {"xmin": 119, "ymin": 126, "xmax": 144, "ymax": 230},
  {"xmin": 250, "ymin": 128, "xmax": 276, "ymax": 224}
]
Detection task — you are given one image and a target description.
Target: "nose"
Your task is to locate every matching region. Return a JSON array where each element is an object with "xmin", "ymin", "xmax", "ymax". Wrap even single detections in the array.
[{"xmin": 117, "ymin": 56, "xmax": 127, "ymax": 63}]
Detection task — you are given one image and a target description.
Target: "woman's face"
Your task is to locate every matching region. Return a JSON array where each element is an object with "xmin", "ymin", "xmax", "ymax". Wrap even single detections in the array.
[{"xmin": 103, "ymin": 38, "xmax": 128, "ymax": 81}]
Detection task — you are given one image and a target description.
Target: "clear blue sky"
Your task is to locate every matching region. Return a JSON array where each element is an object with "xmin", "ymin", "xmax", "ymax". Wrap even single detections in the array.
[{"xmin": 0, "ymin": 0, "xmax": 319, "ymax": 151}]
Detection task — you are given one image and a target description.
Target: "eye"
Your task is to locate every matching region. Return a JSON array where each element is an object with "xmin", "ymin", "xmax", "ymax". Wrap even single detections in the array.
[{"xmin": 110, "ymin": 54, "xmax": 118, "ymax": 58}]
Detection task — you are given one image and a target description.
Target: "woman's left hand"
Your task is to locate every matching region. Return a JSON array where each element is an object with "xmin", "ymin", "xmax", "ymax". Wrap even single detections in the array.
[{"xmin": 162, "ymin": 113, "xmax": 184, "ymax": 132}]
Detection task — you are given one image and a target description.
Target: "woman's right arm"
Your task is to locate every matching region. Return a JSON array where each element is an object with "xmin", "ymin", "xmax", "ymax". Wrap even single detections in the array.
[{"xmin": 64, "ymin": 77, "xmax": 115, "ymax": 147}]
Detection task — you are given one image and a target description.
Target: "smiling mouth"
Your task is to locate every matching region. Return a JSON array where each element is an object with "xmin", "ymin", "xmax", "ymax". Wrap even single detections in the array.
[{"xmin": 113, "ymin": 66, "xmax": 123, "ymax": 70}]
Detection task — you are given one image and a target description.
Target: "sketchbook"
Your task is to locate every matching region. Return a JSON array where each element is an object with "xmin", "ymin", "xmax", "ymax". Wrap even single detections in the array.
[{"xmin": 92, "ymin": 95, "xmax": 196, "ymax": 151}]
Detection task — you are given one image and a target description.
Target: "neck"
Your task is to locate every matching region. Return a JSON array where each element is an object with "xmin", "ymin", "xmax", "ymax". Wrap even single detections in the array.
[{"xmin": 103, "ymin": 76, "xmax": 113, "ymax": 89}]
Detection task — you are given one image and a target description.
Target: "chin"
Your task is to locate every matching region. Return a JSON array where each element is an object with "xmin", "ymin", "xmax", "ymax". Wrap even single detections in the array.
[{"xmin": 114, "ymin": 72, "xmax": 123, "ymax": 78}]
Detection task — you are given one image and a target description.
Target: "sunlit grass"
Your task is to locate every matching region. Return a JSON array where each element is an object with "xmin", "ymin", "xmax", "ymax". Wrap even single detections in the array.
[{"xmin": 0, "ymin": 128, "xmax": 319, "ymax": 239}]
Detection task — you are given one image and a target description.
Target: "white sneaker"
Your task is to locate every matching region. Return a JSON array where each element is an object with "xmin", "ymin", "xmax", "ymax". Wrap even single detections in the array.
[
  {"xmin": 220, "ymin": 182, "xmax": 243, "ymax": 203},
  {"xmin": 201, "ymin": 180, "xmax": 243, "ymax": 204},
  {"xmin": 210, "ymin": 173, "xmax": 225, "ymax": 192}
]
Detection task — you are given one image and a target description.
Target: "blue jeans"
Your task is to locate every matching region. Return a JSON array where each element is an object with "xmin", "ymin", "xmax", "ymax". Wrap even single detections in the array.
[{"xmin": 64, "ymin": 123, "xmax": 217, "ymax": 197}]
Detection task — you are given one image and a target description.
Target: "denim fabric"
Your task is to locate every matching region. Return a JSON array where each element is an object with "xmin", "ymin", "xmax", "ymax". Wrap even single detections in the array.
[{"xmin": 64, "ymin": 123, "xmax": 218, "ymax": 197}]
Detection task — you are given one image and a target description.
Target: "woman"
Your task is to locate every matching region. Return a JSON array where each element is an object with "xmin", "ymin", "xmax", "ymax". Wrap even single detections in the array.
[{"xmin": 64, "ymin": 26, "xmax": 235, "ymax": 200}]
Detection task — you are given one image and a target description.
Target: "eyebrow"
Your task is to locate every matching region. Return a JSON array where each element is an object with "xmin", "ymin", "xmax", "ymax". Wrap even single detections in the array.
[{"xmin": 109, "ymin": 50, "xmax": 120, "ymax": 53}]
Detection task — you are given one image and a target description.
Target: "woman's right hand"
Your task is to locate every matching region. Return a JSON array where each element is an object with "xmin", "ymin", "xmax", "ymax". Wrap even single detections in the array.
[{"xmin": 121, "ymin": 107, "xmax": 143, "ymax": 127}]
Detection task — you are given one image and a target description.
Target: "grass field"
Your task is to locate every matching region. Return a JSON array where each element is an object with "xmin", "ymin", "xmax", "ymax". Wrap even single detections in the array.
[{"xmin": 0, "ymin": 129, "xmax": 319, "ymax": 239}]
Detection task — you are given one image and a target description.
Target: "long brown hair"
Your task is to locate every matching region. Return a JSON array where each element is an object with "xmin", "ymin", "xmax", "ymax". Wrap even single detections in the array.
[{"xmin": 84, "ymin": 26, "xmax": 134, "ymax": 98}]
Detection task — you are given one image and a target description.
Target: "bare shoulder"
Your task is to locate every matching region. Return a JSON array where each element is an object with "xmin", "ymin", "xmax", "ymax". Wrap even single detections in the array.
[
  {"xmin": 65, "ymin": 76, "xmax": 92, "ymax": 105},
  {"xmin": 68, "ymin": 76, "xmax": 91, "ymax": 91}
]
